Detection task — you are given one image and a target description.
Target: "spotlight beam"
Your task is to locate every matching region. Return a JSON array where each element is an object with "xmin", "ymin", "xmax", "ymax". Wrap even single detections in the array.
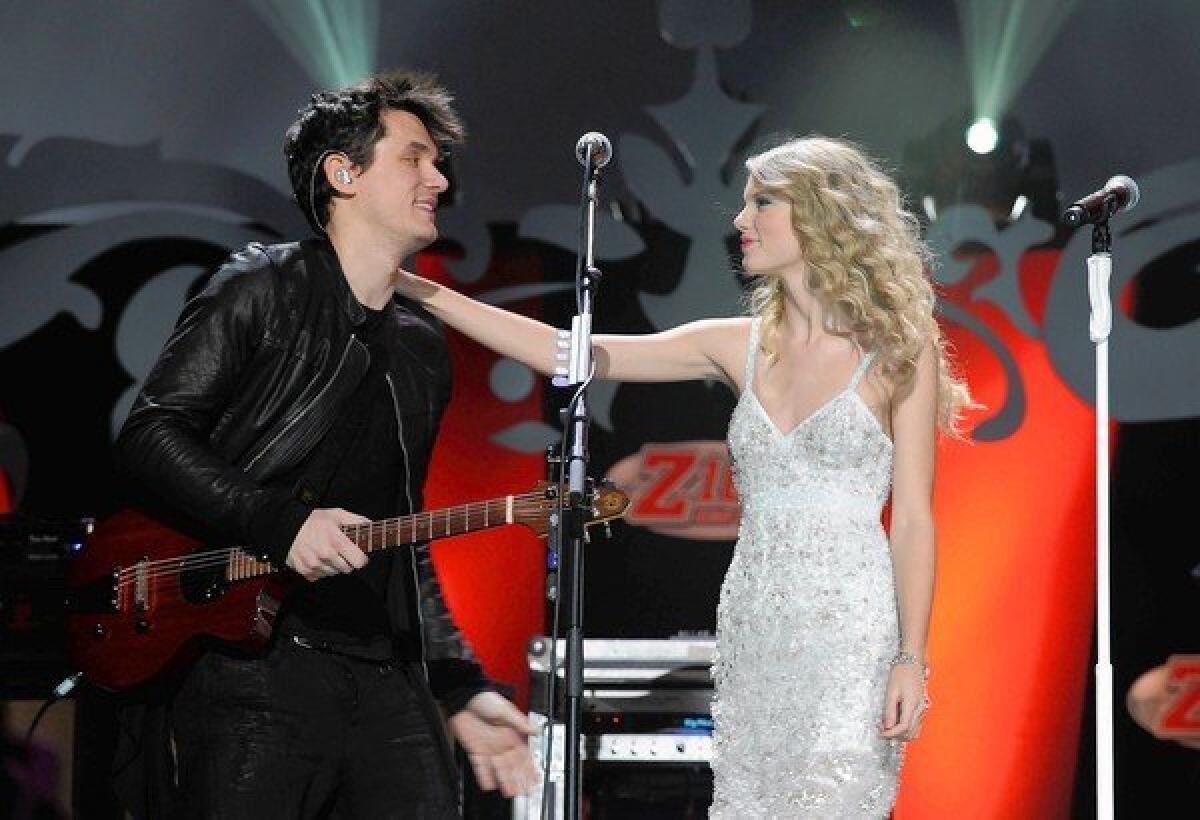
[
  {"xmin": 956, "ymin": 0, "xmax": 1081, "ymax": 120},
  {"xmin": 248, "ymin": 0, "xmax": 379, "ymax": 89}
]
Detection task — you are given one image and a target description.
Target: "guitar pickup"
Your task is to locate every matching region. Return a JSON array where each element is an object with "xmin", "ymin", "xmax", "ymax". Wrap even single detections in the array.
[{"xmin": 132, "ymin": 556, "xmax": 151, "ymax": 611}]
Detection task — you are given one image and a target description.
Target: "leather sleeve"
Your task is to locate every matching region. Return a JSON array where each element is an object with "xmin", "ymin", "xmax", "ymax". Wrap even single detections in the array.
[
  {"xmin": 407, "ymin": 331, "xmax": 493, "ymax": 711},
  {"xmin": 115, "ymin": 245, "xmax": 311, "ymax": 561},
  {"xmin": 412, "ymin": 542, "xmax": 495, "ymax": 713}
]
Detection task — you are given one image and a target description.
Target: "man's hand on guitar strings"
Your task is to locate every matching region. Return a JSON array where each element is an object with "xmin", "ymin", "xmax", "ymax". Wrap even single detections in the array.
[{"xmin": 286, "ymin": 507, "xmax": 370, "ymax": 581}]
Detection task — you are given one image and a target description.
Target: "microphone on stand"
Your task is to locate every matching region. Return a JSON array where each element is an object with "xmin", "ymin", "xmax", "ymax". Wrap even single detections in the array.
[
  {"xmin": 1062, "ymin": 175, "xmax": 1140, "ymax": 227},
  {"xmin": 575, "ymin": 132, "xmax": 612, "ymax": 169}
]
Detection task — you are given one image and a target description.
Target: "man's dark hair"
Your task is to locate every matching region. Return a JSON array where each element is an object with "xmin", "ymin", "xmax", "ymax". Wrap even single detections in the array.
[{"xmin": 283, "ymin": 69, "xmax": 465, "ymax": 233}]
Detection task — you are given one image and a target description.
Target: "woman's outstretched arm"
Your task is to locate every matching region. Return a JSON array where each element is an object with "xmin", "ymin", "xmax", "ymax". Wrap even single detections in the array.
[{"xmin": 396, "ymin": 270, "xmax": 750, "ymax": 387}]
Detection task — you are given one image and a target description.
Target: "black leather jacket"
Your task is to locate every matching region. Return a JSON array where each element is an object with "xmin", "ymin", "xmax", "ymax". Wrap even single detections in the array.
[{"xmin": 116, "ymin": 239, "xmax": 487, "ymax": 705}]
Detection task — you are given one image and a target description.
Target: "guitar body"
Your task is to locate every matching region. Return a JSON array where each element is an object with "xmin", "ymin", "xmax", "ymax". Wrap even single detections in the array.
[{"xmin": 66, "ymin": 509, "xmax": 287, "ymax": 691}]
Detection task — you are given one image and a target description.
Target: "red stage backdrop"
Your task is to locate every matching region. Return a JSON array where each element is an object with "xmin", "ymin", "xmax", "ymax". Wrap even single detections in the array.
[
  {"xmin": 418, "ymin": 249, "xmax": 548, "ymax": 706},
  {"xmin": 896, "ymin": 249, "xmax": 1097, "ymax": 818}
]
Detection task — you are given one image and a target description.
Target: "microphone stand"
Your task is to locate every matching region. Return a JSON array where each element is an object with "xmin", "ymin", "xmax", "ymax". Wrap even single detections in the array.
[
  {"xmin": 553, "ymin": 149, "xmax": 604, "ymax": 820},
  {"xmin": 1087, "ymin": 220, "xmax": 1114, "ymax": 820}
]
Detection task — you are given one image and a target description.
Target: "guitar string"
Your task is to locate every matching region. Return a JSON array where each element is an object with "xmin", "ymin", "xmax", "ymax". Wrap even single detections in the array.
[
  {"xmin": 112, "ymin": 486, "xmax": 618, "ymax": 591},
  {"xmin": 117, "ymin": 500, "xmax": 553, "ymax": 588},
  {"xmin": 112, "ymin": 493, "xmax": 547, "ymax": 577},
  {"xmin": 112, "ymin": 497, "xmax": 556, "ymax": 589},
  {"xmin": 124, "ymin": 503, "xmax": 557, "ymax": 596}
]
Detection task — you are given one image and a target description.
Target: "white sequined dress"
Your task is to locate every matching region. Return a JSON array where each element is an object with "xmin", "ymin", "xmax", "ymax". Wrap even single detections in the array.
[{"xmin": 711, "ymin": 317, "xmax": 902, "ymax": 818}]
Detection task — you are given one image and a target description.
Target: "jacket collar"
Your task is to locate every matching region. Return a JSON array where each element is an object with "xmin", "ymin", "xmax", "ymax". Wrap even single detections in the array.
[{"xmin": 303, "ymin": 238, "xmax": 369, "ymax": 326}]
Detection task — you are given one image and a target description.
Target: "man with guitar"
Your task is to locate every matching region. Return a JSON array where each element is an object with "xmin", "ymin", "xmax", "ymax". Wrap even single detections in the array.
[{"xmin": 113, "ymin": 70, "xmax": 538, "ymax": 817}]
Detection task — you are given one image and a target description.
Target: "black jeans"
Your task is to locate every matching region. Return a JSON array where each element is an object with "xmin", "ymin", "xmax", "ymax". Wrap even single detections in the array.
[{"xmin": 170, "ymin": 638, "xmax": 460, "ymax": 819}]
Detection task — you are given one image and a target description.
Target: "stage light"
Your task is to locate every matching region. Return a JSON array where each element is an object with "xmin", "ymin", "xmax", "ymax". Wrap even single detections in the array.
[
  {"xmin": 1008, "ymin": 194, "xmax": 1029, "ymax": 222},
  {"xmin": 966, "ymin": 118, "xmax": 999, "ymax": 155},
  {"xmin": 922, "ymin": 195, "xmax": 938, "ymax": 222},
  {"xmin": 842, "ymin": 1, "xmax": 884, "ymax": 28},
  {"xmin": 248, "ymin": 0, "xmax": 379, "ymax": 88},
  {"xmin": 902, "ymin": 111, "xmax": 1062, "ymax": 227}
]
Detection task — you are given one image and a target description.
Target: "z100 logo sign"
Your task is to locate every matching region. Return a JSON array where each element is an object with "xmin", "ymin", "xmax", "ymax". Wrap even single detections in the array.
[
  {"xmin": 606, "ymin": 441, "xmax": 740, "ymax": 540},
  {"xmin": 1159, "ymin": 655, "xmax": 1200, "ymax": 740}
]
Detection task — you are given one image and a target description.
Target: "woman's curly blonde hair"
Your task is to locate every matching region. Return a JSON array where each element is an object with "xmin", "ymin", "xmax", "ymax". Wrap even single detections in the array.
[{"xmin": 744, "ymin": 136, "xmax": 973, "ymax": 434}]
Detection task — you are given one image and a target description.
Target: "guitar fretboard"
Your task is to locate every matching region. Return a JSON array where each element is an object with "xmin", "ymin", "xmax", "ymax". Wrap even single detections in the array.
[
  {"xmin": 343, "ymin": 496, "xmax": 517, "ymax": 554},
  {"xmin": 220, "ymin": 493, "xmax": 538, "ymax": 582}
]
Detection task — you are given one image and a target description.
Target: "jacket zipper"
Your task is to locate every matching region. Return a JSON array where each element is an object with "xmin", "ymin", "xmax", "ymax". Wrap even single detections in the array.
[
  {"xmin": 245, "ymin": 335, "xmax": 357, "ymax": 472},
  {"xmin": 387, "ymin": 372, "xmax": 429, "ymax": 679}
]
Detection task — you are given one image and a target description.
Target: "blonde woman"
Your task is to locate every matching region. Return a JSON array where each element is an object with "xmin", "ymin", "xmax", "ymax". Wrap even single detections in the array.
[{"xmin": 395, "ymin": 136, "xmax": 971, "ymax": 818}]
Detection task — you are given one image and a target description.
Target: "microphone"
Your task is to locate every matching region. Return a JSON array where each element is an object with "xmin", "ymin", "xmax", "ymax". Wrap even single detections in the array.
[
  {"xmin": 1062, "ymin": 175, "xmax": 1140, "ymax": 227},
  {"xmin": 575, "ymin": 132, "xmax": 612, "ymax": 169}
]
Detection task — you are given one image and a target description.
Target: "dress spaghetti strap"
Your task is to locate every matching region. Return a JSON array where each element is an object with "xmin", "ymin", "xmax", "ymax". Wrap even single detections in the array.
[
  {"xmin": 743, "ymin": 316, "xmax": 762, "ymax": 393},
  {"xmin": 847, "ymin": 350, "xmax": 876, "ymax": 392}
]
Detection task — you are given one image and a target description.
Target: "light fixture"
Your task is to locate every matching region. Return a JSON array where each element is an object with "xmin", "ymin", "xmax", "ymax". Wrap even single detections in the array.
[{"xmin": 966, "ymin": 117, "xmax": 999, "ymax": 155}]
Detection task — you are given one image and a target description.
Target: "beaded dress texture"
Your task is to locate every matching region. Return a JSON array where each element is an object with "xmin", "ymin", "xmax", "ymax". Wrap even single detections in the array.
[{"xmin": 711, "ymin": 317, "xmax": 902, "ymax": 818}]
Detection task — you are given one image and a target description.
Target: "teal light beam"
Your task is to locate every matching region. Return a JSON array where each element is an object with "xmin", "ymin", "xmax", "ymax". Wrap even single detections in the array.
[
  {"xmin": 248, "ymin": 0, "xmax": 379, "ymax": 89},
  {"xmin": 955, "ymin": 0, "xmax": 1080, "ymax": 121}
]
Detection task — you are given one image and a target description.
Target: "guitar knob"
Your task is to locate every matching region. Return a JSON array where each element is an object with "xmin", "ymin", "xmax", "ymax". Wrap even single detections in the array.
[
  {"xmin": 93, "ymin": 623, "xmax": 108, "ymax": 639},
  {"xmin": 135, "ymin": 619, "xmax": 151, "ymax": 634}
]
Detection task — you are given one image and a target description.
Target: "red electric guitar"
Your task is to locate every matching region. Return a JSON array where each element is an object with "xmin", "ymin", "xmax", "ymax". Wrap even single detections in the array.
[{"xmin": 66, "ymin": 482, "xmax": 629, "ymax": 691}]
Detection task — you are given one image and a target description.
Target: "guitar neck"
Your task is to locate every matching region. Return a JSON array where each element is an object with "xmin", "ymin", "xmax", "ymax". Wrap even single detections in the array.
[
  {"xmin": 223, "ymin": 495, "xmax": 524, "ymax": 583},
  {"xmin": 343, "ymin": 496, "xmax": 517, "ymax": 555}
]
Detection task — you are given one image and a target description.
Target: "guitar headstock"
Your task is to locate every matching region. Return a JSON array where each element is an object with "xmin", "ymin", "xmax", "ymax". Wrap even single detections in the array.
[{"xmin": 514, "ymin": 480, "xmax": 631, "ymax": 539}]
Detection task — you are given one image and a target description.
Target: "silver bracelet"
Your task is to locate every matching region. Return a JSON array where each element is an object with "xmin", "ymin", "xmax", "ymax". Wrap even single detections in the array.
[{"xmin": 891, "ymin": 651, "xmax": 927, "ymax": 671}]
